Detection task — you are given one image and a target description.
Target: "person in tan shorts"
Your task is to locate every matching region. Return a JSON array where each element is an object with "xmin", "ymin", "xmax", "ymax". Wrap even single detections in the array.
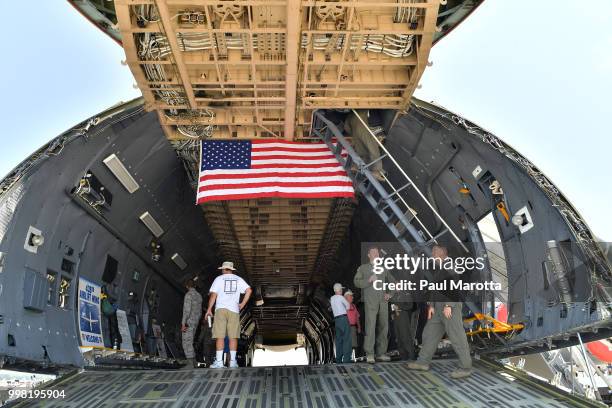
[
  {"xmin": 204, "ymin": 261, "xmax": 252, "ymax": 368},
  {"xmin": 211, "ymin": 309, "xmax": 241, "ymax": 339}
]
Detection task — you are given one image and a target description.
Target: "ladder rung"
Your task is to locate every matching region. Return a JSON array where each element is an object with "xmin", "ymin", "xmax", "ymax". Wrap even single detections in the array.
[
  {"xmin": 377, "ymin": 199, "xmax": 388, "ymax": 210},
  {"xmin": 344, "ymin": 155, "xmax": 353, "ymax": 168},
  {"xmin": 387, "ymin": 213, "xmax": 399, "ymax": 226},
  {"xmin": 395, "ymin": 210, "xmax": 417, "ymax": 233},
  {"xmin": 378, "ymin": 193, "xmax": 405, "ymax": 212},
  {"xmin": 363, "ymin": 153, "xmax": 388, "ymax": 169},
  {"xmin": 334, "ymin": 143, "xmax": 344, "ymax": 155},
  {"xmin": 384, "ymin": 182, "xmax": 413, "ymax": 200},
  {"xmin": 428, "ymin": 228, "xmax": 449, "ymax": 244},
  {"xmin": 397, "ymin": 225, "xmax": 414, "ymax": 241}
]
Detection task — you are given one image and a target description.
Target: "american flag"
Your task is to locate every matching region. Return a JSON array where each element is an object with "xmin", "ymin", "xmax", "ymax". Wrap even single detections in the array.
[{"xmin": 196, "ymin": 140, "xmax": 355, "ymax": 204}]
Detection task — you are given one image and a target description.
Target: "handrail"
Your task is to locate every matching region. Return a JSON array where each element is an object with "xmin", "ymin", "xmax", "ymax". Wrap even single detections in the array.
[{"xmin": 349, "ymin": 109, "xmax": 469, "ymax": 252}]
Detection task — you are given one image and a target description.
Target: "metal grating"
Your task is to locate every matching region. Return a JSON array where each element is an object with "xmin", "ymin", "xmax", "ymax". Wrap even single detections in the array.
[{"xmin": 11, "ymin": 360, "xmax": 596, "ymax": 408}]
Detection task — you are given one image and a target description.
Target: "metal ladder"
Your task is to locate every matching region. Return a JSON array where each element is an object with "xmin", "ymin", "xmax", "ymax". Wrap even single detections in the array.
[{"xmin": 311, "ymin": 109, "xmax": 468, "ymax": 256}]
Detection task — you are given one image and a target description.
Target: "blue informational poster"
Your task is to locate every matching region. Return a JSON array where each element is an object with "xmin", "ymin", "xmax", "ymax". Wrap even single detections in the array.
[{"xmin": 78, "ymin": 278, "xmax": 104, "ymax": 347}]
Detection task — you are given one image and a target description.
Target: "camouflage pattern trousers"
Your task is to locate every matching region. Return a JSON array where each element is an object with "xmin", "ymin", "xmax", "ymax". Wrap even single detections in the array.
[{"xmin": 182, "ymin": 320, "xmax": 197, "ymax": 358}]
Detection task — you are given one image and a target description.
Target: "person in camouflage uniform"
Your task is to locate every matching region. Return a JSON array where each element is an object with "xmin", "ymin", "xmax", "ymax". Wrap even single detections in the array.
[{"xmin": 181, "ymin": 279, "xmax": 203, "ymax": 369}]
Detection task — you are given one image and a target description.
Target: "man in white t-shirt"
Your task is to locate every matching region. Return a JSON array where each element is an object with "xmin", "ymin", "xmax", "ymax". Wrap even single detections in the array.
[{"xmin": 204, "ymin": 261, "xmax": 252, "ymax": 368}]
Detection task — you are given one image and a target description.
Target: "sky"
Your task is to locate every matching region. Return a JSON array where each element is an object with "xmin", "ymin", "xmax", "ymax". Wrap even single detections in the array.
[
  {"xmin": 414, "ymin": 0, "xmax": 612, "ymax": 241},
  {"xmin": 251, "ymin": 347, "xmax": 309, "ymax": 367},
  {"xmin": 0, "ymin": 1, "xmax": 609, "ymax": 239},
  {"xmin": 0, "ymin": 2, "xmax": 141, "ymax": 178}
]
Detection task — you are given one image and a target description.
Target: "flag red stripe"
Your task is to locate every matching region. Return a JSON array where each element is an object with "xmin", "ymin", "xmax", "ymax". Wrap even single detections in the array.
[
  {"xmin": 252, "ymin": 154, "xmax": 338, "ymax": 161},
  {"xmin": 251, "ymin": 163, "xmax": 347, "ymax": 169},
  {"xmin": 251, "ymin": 139, "xmax": 327, "ymax": 145},
  {"xmin": 200, "ymin": 170, "xmax": 348, "ymax": 181},
  {"xmin": 198, "ymin": 181, "xmax": 353, "ymax": 193},
  {"xmin": 197, "ymin": 191, "xmax": 355, "ymax": 204},
  {"xmin": 251, "ymin": 146, "xmax": 331, "ymax": 153},
  {"xmin": 251, "ymin": 138, "xmax": 338, "ymax": 144}
]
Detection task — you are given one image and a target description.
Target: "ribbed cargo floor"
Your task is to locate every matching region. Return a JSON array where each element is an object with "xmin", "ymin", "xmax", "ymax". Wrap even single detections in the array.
[{"xmin": 12, "ymin": 360, "xmax": 599, "ymax": 408}]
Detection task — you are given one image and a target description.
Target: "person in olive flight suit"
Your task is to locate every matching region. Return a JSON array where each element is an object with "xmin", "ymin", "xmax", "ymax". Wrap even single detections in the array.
[
  {"xmin": 407, "ymin": 245, "xmax": 472, "ymax": 379},
  {"xmin": 353, "ymin": 245, "xmax": 395, "ymax": 363}
]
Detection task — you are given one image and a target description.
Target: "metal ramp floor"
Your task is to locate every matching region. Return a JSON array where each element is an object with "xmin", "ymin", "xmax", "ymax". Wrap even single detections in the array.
[{"xmin": 11, "ymin": 360, "xmax": 600, "ymax": 408}]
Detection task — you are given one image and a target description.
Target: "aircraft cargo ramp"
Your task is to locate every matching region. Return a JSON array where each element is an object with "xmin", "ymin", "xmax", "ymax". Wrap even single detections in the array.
[{"xmin": 8, "ymin": 360, "xmax": 602, "ymax": 408}]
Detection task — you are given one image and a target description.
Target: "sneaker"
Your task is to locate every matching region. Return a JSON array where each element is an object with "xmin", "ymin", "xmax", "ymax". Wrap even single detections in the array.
[
  {"xmin": 376, "ymin": 355, "xmax": 391, "ymax": 362},
  {"xmin": 450, "ymin": 368, "xmax": 472, "ymax": 379},
  {"xmin": 406, "ymin": 362, "xmax": 430, "ymax": 371},
  {"xmin": 229, "ymin": 360, "xmax": 239, "ymax": 368},
  {"xmin": 366, "ymin": 355, "xmax": 375, "ymax": 364},
  {"xmin": 210, "ymin": 359, "xmax": 225, "ymax": 369}
]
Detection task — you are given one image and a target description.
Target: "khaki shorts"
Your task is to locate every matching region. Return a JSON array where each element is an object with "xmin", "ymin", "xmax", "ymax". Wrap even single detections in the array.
[{"xmin": 212, "ymin": 308, "xmax": 241, "ymax": 339}]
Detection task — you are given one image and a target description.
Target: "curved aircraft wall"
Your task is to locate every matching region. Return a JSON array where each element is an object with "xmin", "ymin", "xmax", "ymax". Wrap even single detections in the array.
[{"xmin": 0, "ymin": 101, "xmax": 219, "ymax": 367}]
